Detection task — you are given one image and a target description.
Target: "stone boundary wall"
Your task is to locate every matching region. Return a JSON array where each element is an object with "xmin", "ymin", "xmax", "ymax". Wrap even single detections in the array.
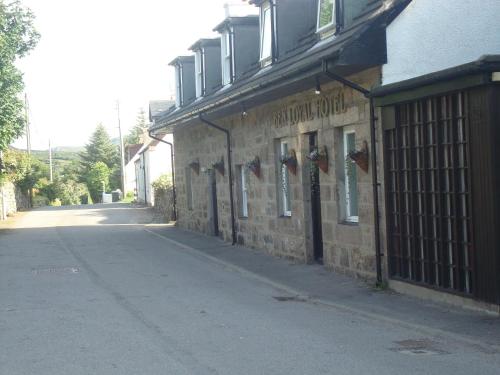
[
  {"xmin": 153, "ymin": 187, "xmax": 175, "ymax": 222},
  {"xmin": 0, "ymin": 181, "xmax": 30, "ymax": 220}
]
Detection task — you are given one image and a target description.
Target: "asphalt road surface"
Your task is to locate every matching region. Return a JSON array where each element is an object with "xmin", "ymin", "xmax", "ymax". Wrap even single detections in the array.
[{"xmin": 1, "ymin": 204, "xmax": 499, "ymax": 374}]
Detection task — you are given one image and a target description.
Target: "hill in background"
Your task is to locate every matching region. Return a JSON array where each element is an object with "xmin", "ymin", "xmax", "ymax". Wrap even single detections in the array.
[{"xmin": 31, "ymin": 147, "xmax": 82, "ymax": 179}]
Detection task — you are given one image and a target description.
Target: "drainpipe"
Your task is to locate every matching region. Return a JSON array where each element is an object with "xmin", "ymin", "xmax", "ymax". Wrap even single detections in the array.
[
  {"xmin": 323, "ymin": 61, "xmax": 383, "ymax": 286},
  {"xmin": 148, "ymin": 129, "xmax": 177, "ymax": 221},
  {"xmin": 0, "ymin": 150, "xmax": 4, "ymax": 220},
  {"xmin": 142, "ymin": 153, "xmax": 147, "ymax": 204},
  {"xmin": 198, "ymin": 113, "xmax": 237, "ymax": 245}
]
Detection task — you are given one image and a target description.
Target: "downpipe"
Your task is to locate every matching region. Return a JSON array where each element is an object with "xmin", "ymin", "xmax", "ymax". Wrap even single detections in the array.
[
  {"xmin": 323, "ymin": 61, "xmax": 383, "ymax": 286},
  {"xmin": 198, "ymin": 113, "xmax": 237, "ymax": 245},
  {"xmin": 148, "ymin": 130, "xmax": 177, "ymax": 221}
]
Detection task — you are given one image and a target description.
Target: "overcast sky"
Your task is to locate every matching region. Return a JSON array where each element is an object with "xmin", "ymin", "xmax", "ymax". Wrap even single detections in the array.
[{"xmin": 14, "ymin": 0, "xmax": 257, "ymax": 150}]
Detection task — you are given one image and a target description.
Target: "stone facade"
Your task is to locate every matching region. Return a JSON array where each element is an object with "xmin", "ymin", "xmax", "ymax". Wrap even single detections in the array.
[{"xmin": 173, "ymin": 67, "xmax": 386, "ymax": 279}]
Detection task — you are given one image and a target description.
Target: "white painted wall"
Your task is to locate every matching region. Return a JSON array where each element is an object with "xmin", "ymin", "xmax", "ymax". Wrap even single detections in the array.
[
  {"xmin": 145, "ymin": 134, "xmax": 173, "ymax": 206},
  {"xmin": 135, "ymin": 158, "xmax": 146, "ymax": 203},
  {"xmin": 133, "ymin": 134, "xmax": 174, "ymax": 205},
  {"xmin": 383, "ymin": 0, "xmax": 500, "ymax": 84}
]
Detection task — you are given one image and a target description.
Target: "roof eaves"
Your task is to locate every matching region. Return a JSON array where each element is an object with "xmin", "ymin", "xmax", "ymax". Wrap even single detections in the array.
[
  {"xmin": 153, "ymin": 0, "xmax": 410, "ymax": 132},
  {"xmin": 189, "ymin": 38, "xmax": 221, "ymax": 51},
  {"xmin": 213, "ymin": 16, "xmax": 259, "ymax": 32},
  {"xmin": 168, "ymin": 55, "xmax": 195, "ymax": 66},
  {"xmin": 371, "ymin": 55, "xmax": 500, "ymax": 98}
]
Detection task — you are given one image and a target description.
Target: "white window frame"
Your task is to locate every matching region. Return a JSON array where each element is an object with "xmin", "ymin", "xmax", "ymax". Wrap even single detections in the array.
[
  {"xmin": 316, "ymin": 0, "xmax": 336, "ymax": 33},
  {"xmin": 221, "ymin": 31, "xmax": 233, "ymax": 86},
  {"xmin": 195, "ymin": 49, "xmax": 204, "ymax": 98},
  {"xmin": 259, "ymin": 1, "xmax": 273, "ymax": 65},
  {"xmin": 239, "ymin": 166, "xmax": 249, "ymax": 218},
  {"xmin": 279, "ymin": 140, "xmax": 292, "ymax": 217},
  {"xmin": 343, "ymin": 128, "xmax": 358, "ymax": 223},
  {"xmin": 174, "ymin": 65, "xmax": 183, "ymax": 107}
]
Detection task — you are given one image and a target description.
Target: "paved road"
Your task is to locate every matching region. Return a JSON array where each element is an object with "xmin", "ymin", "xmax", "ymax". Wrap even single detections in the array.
[{"xmin": 1, "ymin": 204, "xmax": 499, "ymax": 374}]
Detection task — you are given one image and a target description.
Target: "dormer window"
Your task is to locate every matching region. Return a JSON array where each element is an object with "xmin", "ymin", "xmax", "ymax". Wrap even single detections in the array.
[
  {"xmin": 317, "ymin": 0, "xmax": 336, "ymax": 32},
  {"xmin": 174, "ymin": 65, "xmax": 183, "ymax": 107},
  {"xmin": 221, "ymin": 31, "xmax": 233, "ymax": 86},
  {"xmin": 170, "ymin": 56, "xmax": 195, "ymax": 108},
  {"xmin": 259, "ymin": 1, "xmax": 274, "ymax": 66},
  {"xmin": 195, "ymin": 50, "xmax": 205, "ymax": 98}
]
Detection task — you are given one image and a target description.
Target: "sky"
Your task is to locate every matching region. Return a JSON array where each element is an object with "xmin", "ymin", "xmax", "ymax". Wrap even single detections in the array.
[{"xmin": 14, "ymin": 0, "xmax": 257, "ymax": 151}]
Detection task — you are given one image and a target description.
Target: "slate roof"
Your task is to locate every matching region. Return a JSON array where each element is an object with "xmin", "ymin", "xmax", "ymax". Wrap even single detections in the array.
[
  {"xmin": 152, "ymin": 0, "xmax": 411, "ymax": 133},
  {"xmin": 125, "ymin": 144, "xmax": 143, "ymax": 164},
  {"xmin": 149, "ymin": 100, "xmax": 175, "ymax": 122}
]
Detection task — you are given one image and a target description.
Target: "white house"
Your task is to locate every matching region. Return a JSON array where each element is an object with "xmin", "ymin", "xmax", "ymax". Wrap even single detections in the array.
[
  {"xmin": 134, "ymin": 133, "xmax": 173, "ymax": 206},
  {"xmin": 382, "ymin": 0, "xmax": 500, "ymax": 85},
  {"xmin": 124, "ymin": 143, "xmax": 143, "ymax": 195},
  {"xmin": 133, "ymin": 100, "xmax": 175, "ymax": 206}
]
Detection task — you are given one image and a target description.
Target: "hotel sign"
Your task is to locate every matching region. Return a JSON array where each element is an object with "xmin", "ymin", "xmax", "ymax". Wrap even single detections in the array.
[{"xmin": 273, "ymin": 89, "xmax": 348, "ymax": 128}]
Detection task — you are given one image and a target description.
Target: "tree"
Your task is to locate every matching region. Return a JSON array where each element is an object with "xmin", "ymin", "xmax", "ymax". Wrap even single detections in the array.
[
  {"xmin": 0, "ymin": 1, "xmax": 40, "ymax": 151},
  {"xmin": 0, "ymin": 148, "xmax": 47, "ymax": 191},
  {"xmin": 86, "ymin": 161, "xmax": 110, "ymax": 203},
  {"xmin": 125, "ymin": 108, "xmax": 148, "ymax": 145},
  {"xmin": 79, "ymin": 123, "xmax": 120, "ymax": 189}
]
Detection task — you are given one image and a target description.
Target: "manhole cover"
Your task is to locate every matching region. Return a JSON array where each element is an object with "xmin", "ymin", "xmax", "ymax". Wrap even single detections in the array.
[
  {"xmin": 391, "ymin": 339, "xmax": 448, "ymax": 356},
  {"xmin": 32, "ymin": 267, "xmax": 79, "ymax": 275},
  {"xmin": 273, "ymin": 296, "xmax": 306, "ymax": 302}
]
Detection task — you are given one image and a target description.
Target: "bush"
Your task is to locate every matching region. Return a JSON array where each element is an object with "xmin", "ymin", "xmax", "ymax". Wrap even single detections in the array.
[
  {"xmin": 152, "ymin": 174, "xmax": 172, "ymax": 193},
  {"xmin": 32, "ymin": 195, "xmax": 49, "ymax": 208},
  {"xmin": 50, "ymin": 198, "xmax": 62, "ymax": 207},
  {"xmin": 86, "ymin": 161, "xmax": 110, "ymax": 203},
  {"xmin": 39, "ymin": 179, "xmax": 90, "ymax": 206}
]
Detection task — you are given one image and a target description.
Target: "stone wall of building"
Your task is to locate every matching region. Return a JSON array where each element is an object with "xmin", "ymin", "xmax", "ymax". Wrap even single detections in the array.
[{"xmin": 173, "ymin": 67, "xmax": 385, "ymax": 279}]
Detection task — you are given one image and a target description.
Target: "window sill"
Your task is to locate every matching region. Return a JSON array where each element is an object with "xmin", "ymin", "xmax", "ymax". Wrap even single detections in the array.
[
  {"xmin": 260, "ymin": 57, "xmax": 273, "ymax": 68},
  {"xmin": 339, "ymin": 220, "xmax": 359, "ymax": 226},
  {"xmin": 279, "ymin": 214, "xmax": 292, "ymax": 219},
  {"xmin": 316, "ymin": 24, "xmax": 337, "ymax": 40}
]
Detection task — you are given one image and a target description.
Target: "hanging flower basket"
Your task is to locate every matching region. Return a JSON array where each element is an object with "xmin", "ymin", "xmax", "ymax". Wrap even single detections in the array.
[
  {"xmin": 306, "ymin": 146, "xmax": 329, "ymax": 174},
  {"xmin": 346, "ymin": 140, "xmax": 369, "ymax": 173},
  {"xmin": 246, "ymin": 156, "xmax": 261, "ymax": 178},
  {"xmin": 213, "ymin": 158, "xmax": 225, "ymax": 176},
  {"xmin": 280, "ymin": 149, "xmax": 297, "ymax": 175},
  {"xmin": 189, "ymin": 159, "xmax": 200, "ymax": 175}
]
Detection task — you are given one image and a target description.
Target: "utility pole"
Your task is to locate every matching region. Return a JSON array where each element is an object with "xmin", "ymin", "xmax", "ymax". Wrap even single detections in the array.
[
  {"xmin": 49, "ymin": 139, "xmax": 53, "ymax": 182},
  {"xmin": 116, "ymin": 101, "xmax": 126, "ymax": 195},
  {"xmin": 25, "ymin": 93, "xmax": 32, "ymax": 207},
  {"xmin": 24, "ymin": 93, "xmax": 31, "ymax": 155}
]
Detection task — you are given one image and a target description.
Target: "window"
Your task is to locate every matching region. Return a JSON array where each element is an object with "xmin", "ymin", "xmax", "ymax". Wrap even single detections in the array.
[
  {"xmin": 174, "ymin": 65, "xmax": 183, "ymax": 107},
  {"xmin": 317, "ymin": 0, "xmax": 335, "ymax": 32},
  {"xmin": 343, "ymin": 129, "xmax": 358, "ymax": 222},
  {"xmin": 185, "ymin": 167, "xmax": 193, "ymax": 210},
  {"xmin": 259, "ymin": 1, "xmax": 273, "ymax": 65},
  {"xmin": 237, "ymin": 165, "xmax": 249, "ymax": 218},
  {"xmin": 277, "ymin": 139, "xmax": 292, "ymax": 217},
  {"xmin": 221, "ymin": 31, "xmax": 232, "ymax": 85},
  {"xmin": 195, "ymin": 50, "xmax": 204, "ymax": 98}
]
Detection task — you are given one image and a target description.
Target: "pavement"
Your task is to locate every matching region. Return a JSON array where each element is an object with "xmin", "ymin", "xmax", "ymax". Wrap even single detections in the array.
[{"xmin": 1, "ymin": 203, "xmax": 499, "ymax": 374}]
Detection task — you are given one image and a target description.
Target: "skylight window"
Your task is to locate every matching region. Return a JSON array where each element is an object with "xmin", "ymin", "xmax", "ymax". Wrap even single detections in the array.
[
  {"xmin": 174, "ymin": 65, "xmax": 183, "ymax": 107},
  {"xmin": 221, "ymin": 31, "xmax": 232, "ymax": 86},
  {"xmin": 195, "ymin": 50, "xmax": 204, "ymax": 98},
  {"xmin": 260, "ymin": 1, "xmax": 273, "ymax": 64},
  {"xmin": 317, "ymin": 0, "xmax": 335, "ymax": 32}
]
